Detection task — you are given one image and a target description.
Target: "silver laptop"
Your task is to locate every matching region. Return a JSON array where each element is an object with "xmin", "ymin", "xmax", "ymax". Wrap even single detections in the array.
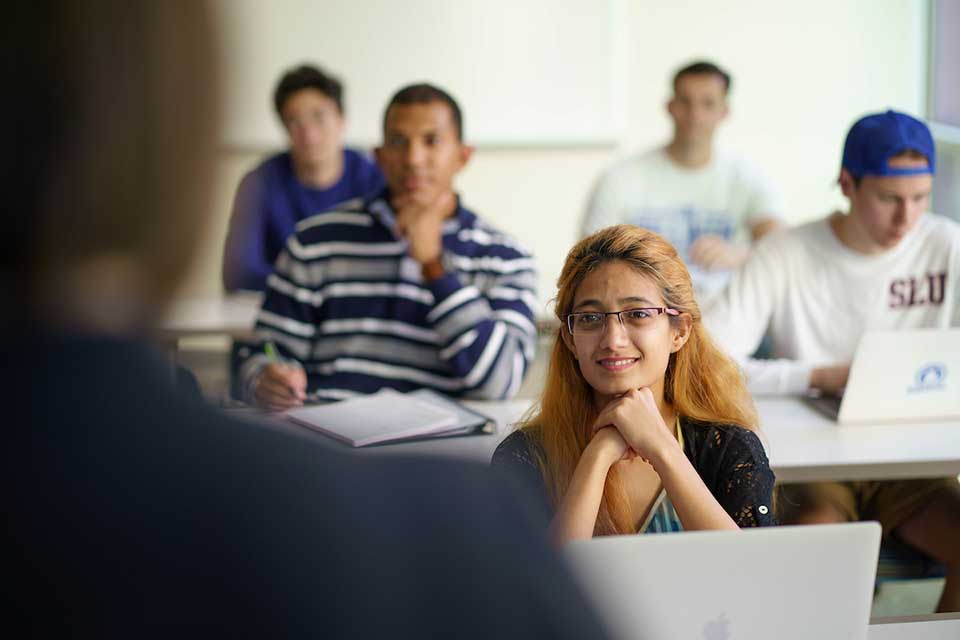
[
  {"xmin": 806, "ymin": 328, "xmax": 960, "ymax": 425},
  {"xmin": 565, "ymin": 522, "xmax": 881, "ymax": 640}
]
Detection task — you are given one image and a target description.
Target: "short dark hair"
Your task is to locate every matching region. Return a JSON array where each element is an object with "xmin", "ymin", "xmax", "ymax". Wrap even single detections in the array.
[
  {"xmin": 673, "ymin": 61, "xmax": 731, "ymax": 95},
  {"xmin": 273, "ymin": 64, "xmax": 343, "ymax": 117},
  {"xmin": 383, "ymin": 83, "xmax": 463, "ymax": 141}
]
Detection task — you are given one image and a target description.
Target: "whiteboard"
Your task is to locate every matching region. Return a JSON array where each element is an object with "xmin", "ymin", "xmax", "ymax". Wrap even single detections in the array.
[
  {"xmin": 930, "ymin": 0, "xmax": 960, "ymax": 129},
  {"xmin": 212, "ymin": 0, "xmax": 619, "ymax": 149}
]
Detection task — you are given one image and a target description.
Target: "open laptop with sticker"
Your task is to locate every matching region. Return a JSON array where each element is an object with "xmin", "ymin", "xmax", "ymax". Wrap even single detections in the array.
[
  {"xmin": 805, "ymin": 328, "xmax": 960, "ymax": 425},
  {"xmin": 565, "ymin": 522, "xmax": 881, "ymax": 640}
]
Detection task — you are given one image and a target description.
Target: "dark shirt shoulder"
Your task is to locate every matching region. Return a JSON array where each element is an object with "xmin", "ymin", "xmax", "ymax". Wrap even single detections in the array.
[
  {"xmin": 492, "ymin": 429, "xmax": 552, "ymax": 519},
  {"xmin": 342, "ymin": 147, "xmax": 384, "ymax": 195},
  {"xmin": 681, "ymin": 419, "xmax": 778, "ymax": 527},
  {"xmin": 4, "ymin": 335, "xmax": 609, "ymax": 639}
]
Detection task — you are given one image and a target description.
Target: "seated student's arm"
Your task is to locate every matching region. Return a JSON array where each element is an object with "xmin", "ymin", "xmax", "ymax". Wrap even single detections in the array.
[
  {"xmin": 594, "ymin": 389, "xmax": 739, "ymax": 532},
  {"xmin": 687, "ymin": 217, "xmax": 783, "ymax": 272},
  {"xmin": 549, "ymin": 427, "xmax": 630, "ymax": 544},
  {"xmin": 689, "ymin": 235, "xmax": 750, "ymax": 271},
  {"xmin": 689, "ymin": 168, "xmax": 784, "ymax": 271},
  {"xmin": 400, "ymin": 199, "xmax": 537, "ymax": 400},
  {"xmin": 252, "ymin": 361, "xmax": 307, "ymax": 411},
  {"xmin": 750, "ymin": 216, "xmax": 782, "ymax": 241},
  {"xmin": 688, "ymin": 217, "xmax": 783, "ymax": 271},
  {"xmin": 655, "ymin": 451, "xmax": 740, "ymax": 531},
  {"xmin": 239, "ymin": 241, "xmax": 317, "ymax": 409},
  {"xmin": 704, "ymin": 425, "xmax": 778, "ymax": 527},
  {"xmin": 809, "ymin": 364, "xmax": 851, "ymax": 396},
  {"xmin": 423, "ymin": 256, "xmax": 538, "ymax": 400},
  {"xmin": 222, "ymin": 170, "xmax": 273, "ymax": 291},
  {"xmin": 491, "ymin": 430, "xmax": 553, "ymax": 520},
  {"xmin": 703, "ymin": 234, "xmax": 814, "ymax": 395}
]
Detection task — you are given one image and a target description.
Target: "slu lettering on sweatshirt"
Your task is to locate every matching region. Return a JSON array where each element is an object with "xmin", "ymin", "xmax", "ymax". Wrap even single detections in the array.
[{"xmin": 888, "ymin": 272, "xmax": 947, "ymax": 309}]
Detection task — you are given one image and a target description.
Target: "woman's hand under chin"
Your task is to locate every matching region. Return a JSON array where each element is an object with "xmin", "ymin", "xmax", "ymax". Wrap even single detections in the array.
[
  {"xmin": 591, "ymin": 388, "xmax": 678, "ymax": 469},
  {"xmin": 585, "ymin": 424, "xmax": 639, "ymax": 468}
]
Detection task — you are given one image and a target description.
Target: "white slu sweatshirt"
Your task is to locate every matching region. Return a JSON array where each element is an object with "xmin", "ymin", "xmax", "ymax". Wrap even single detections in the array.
[{"xmin": 704, "ymin": 212, "xmax": 960, "ymax": 395}]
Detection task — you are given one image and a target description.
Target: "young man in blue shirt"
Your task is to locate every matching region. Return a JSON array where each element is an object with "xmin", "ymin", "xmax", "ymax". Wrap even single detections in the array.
[{"xmin": 222, "ymin": 64, "xmax": 384, "ymax": 291}]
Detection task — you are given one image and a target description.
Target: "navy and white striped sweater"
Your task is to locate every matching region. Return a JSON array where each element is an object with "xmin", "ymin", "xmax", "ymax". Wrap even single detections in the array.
[{"xmin": 241, "ymin": 192, "xmax": 538, "ymax": 402}]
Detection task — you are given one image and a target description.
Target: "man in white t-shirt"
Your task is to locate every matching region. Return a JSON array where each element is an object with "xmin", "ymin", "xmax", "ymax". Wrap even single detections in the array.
[
  {"xmin": 582, "ymin": 61, "xmax": 782, "ymax": 298},
  {"xmin": 704, "ymin": 110, "xmax": 960, "ymax": 612}
]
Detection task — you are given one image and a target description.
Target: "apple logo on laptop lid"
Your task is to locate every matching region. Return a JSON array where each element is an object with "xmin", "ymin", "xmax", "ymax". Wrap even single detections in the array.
[{"xmin": 703, "ymin": 613, "xmax": 730, "ymax": 640}]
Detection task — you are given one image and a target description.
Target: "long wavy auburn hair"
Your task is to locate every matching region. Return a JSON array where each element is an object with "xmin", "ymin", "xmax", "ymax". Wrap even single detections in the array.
[{"xmin": 519, "ymin": 225, "xmax": 759, "ymax": 535}]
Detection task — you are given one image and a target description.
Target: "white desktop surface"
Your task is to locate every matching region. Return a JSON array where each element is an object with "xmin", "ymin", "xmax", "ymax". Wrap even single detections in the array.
[
  {"xmin": 159, "ymin": 292, "xmax": 262, "ymax": 338},
  {"xmin": 759, "ymin": 397, "xmax": 960, "ymax": 483},
  {"xmin": 869, "ymin": 614, "xmax": 960, "ymax": 639},
  {"xmin": 248, "ymin": 396, "xmax": 960, "ymax": 484}
]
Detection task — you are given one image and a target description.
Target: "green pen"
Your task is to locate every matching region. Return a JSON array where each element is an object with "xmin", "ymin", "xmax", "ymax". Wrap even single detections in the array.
[
  {"xmin": 264, "ymin": 340, "xmax": 303, "ymax": 401},
  {"xmin": 264, "ymin": 340, "xmax": 280, "ymax": 362}
]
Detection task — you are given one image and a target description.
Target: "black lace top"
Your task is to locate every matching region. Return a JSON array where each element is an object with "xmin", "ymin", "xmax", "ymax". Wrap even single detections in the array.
[{"xmin": 491, "ymin": 418, "xmax": 777, "ymax": 528}]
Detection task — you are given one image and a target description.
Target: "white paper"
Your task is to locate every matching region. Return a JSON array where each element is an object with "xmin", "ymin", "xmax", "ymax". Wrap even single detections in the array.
[{"xmin": 286, "ymin": 389, "xmax": 459, "ymax": 447}]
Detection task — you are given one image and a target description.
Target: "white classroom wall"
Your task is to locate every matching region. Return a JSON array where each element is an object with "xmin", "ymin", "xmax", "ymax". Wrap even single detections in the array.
[{"xmin": 180, "ymin": 0, "xmax": 928, "ymax": 317}]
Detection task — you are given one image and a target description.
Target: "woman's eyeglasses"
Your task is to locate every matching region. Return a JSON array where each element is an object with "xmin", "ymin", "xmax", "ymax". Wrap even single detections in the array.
[{"xmin": 565, "ymin": 307, "xmax": 679, "ymax": 335}]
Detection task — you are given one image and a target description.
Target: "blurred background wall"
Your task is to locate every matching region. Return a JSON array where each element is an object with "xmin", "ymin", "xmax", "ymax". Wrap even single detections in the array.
[{"xmin": 180, "ymin": 0, "xmax": 945, "ymax": 316}]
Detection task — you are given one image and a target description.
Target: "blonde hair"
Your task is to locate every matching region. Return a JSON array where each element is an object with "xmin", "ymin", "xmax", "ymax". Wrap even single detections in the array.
[{"xmin": 520, "ymin": 225, "xmax": 758, "ymax": 535}]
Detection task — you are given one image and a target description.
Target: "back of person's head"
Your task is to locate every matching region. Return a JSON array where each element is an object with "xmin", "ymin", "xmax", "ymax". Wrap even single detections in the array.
[
  {"xmin": 274, "ymin": 64, "xmax": 344, "ymax": 116},
  {"xmin": 672, "ymin": 60, "xmax": 731, "ymax": 95},
  {"xmin": 527, "ymin": 224, "xmax": 757, "ymax": 535},
  {"xmin": 841, "ymin": 110, "xmax": 935, "ymax": 186},
  {"xmin": 383, "ymin": 83, "xmax": 464, "ymax": 141},
  {"xmin": 2, "ymin": 1, "xmax": 219, "ymax": 332}
]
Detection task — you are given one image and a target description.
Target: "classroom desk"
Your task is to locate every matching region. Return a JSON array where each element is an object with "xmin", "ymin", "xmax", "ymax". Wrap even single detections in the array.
[
  {"xmin": 760, "ymin": 397, "xmax": 960, "ymax": 484},
  {"xmin": 869, "ymin": 613, "xmax": 960, "ymax": 639},
  {"xmin": 265, "ymin": 396, "xmax": 960, "ymax": 484},
  {"xmin": 158, "ymin": 292, "xmax": 263, "ymax": 340}
]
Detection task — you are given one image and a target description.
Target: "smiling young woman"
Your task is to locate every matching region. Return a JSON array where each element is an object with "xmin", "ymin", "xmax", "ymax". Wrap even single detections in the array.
[{"xmin": 492, "ymin": 225, "xmax": 777, "ymax": 543}]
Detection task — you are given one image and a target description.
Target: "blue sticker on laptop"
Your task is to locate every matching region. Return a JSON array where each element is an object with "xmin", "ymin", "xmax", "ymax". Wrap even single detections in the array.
[{"xmin": 907, "ymin": 363, "xmax": 947, "ymax": 393}]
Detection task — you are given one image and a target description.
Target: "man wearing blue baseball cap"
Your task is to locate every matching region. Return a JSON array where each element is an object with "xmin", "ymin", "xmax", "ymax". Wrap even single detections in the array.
[{"xmin": 704, "ymin": 110, "xmax": 960, "ymax": 611}]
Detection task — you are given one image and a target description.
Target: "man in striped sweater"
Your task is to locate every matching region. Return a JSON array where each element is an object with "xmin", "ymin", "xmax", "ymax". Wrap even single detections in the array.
[{"xmin": 241, "ymin": 83, "xmax": 538, "ymax": 409}]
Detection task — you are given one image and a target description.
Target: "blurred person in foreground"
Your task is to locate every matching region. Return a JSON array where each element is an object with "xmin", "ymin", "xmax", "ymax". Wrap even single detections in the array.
[{"xmin": 1, "ymin": 2, "xmax": 610, "ymax": 637}]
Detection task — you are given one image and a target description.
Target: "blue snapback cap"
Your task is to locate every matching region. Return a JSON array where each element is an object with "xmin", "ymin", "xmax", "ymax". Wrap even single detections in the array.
[{"xmin": 841, "ymin": 110, "xmax": 935, "ymax": 178}]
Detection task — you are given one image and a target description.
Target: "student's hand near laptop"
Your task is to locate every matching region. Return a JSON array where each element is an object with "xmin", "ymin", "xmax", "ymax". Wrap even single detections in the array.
[
  {"xmin": 810, "ymin": 363, "xmax": 850, "ymax": 396},
  {"xmin": 254, "ymin": 362, "xmax": 307, "ymax": 411}
]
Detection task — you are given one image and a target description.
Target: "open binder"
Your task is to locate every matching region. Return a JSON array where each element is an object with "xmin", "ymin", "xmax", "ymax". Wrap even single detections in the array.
[{"xmin": 286, "ymin": 388, "xmax": 494, "ymax": 447}]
